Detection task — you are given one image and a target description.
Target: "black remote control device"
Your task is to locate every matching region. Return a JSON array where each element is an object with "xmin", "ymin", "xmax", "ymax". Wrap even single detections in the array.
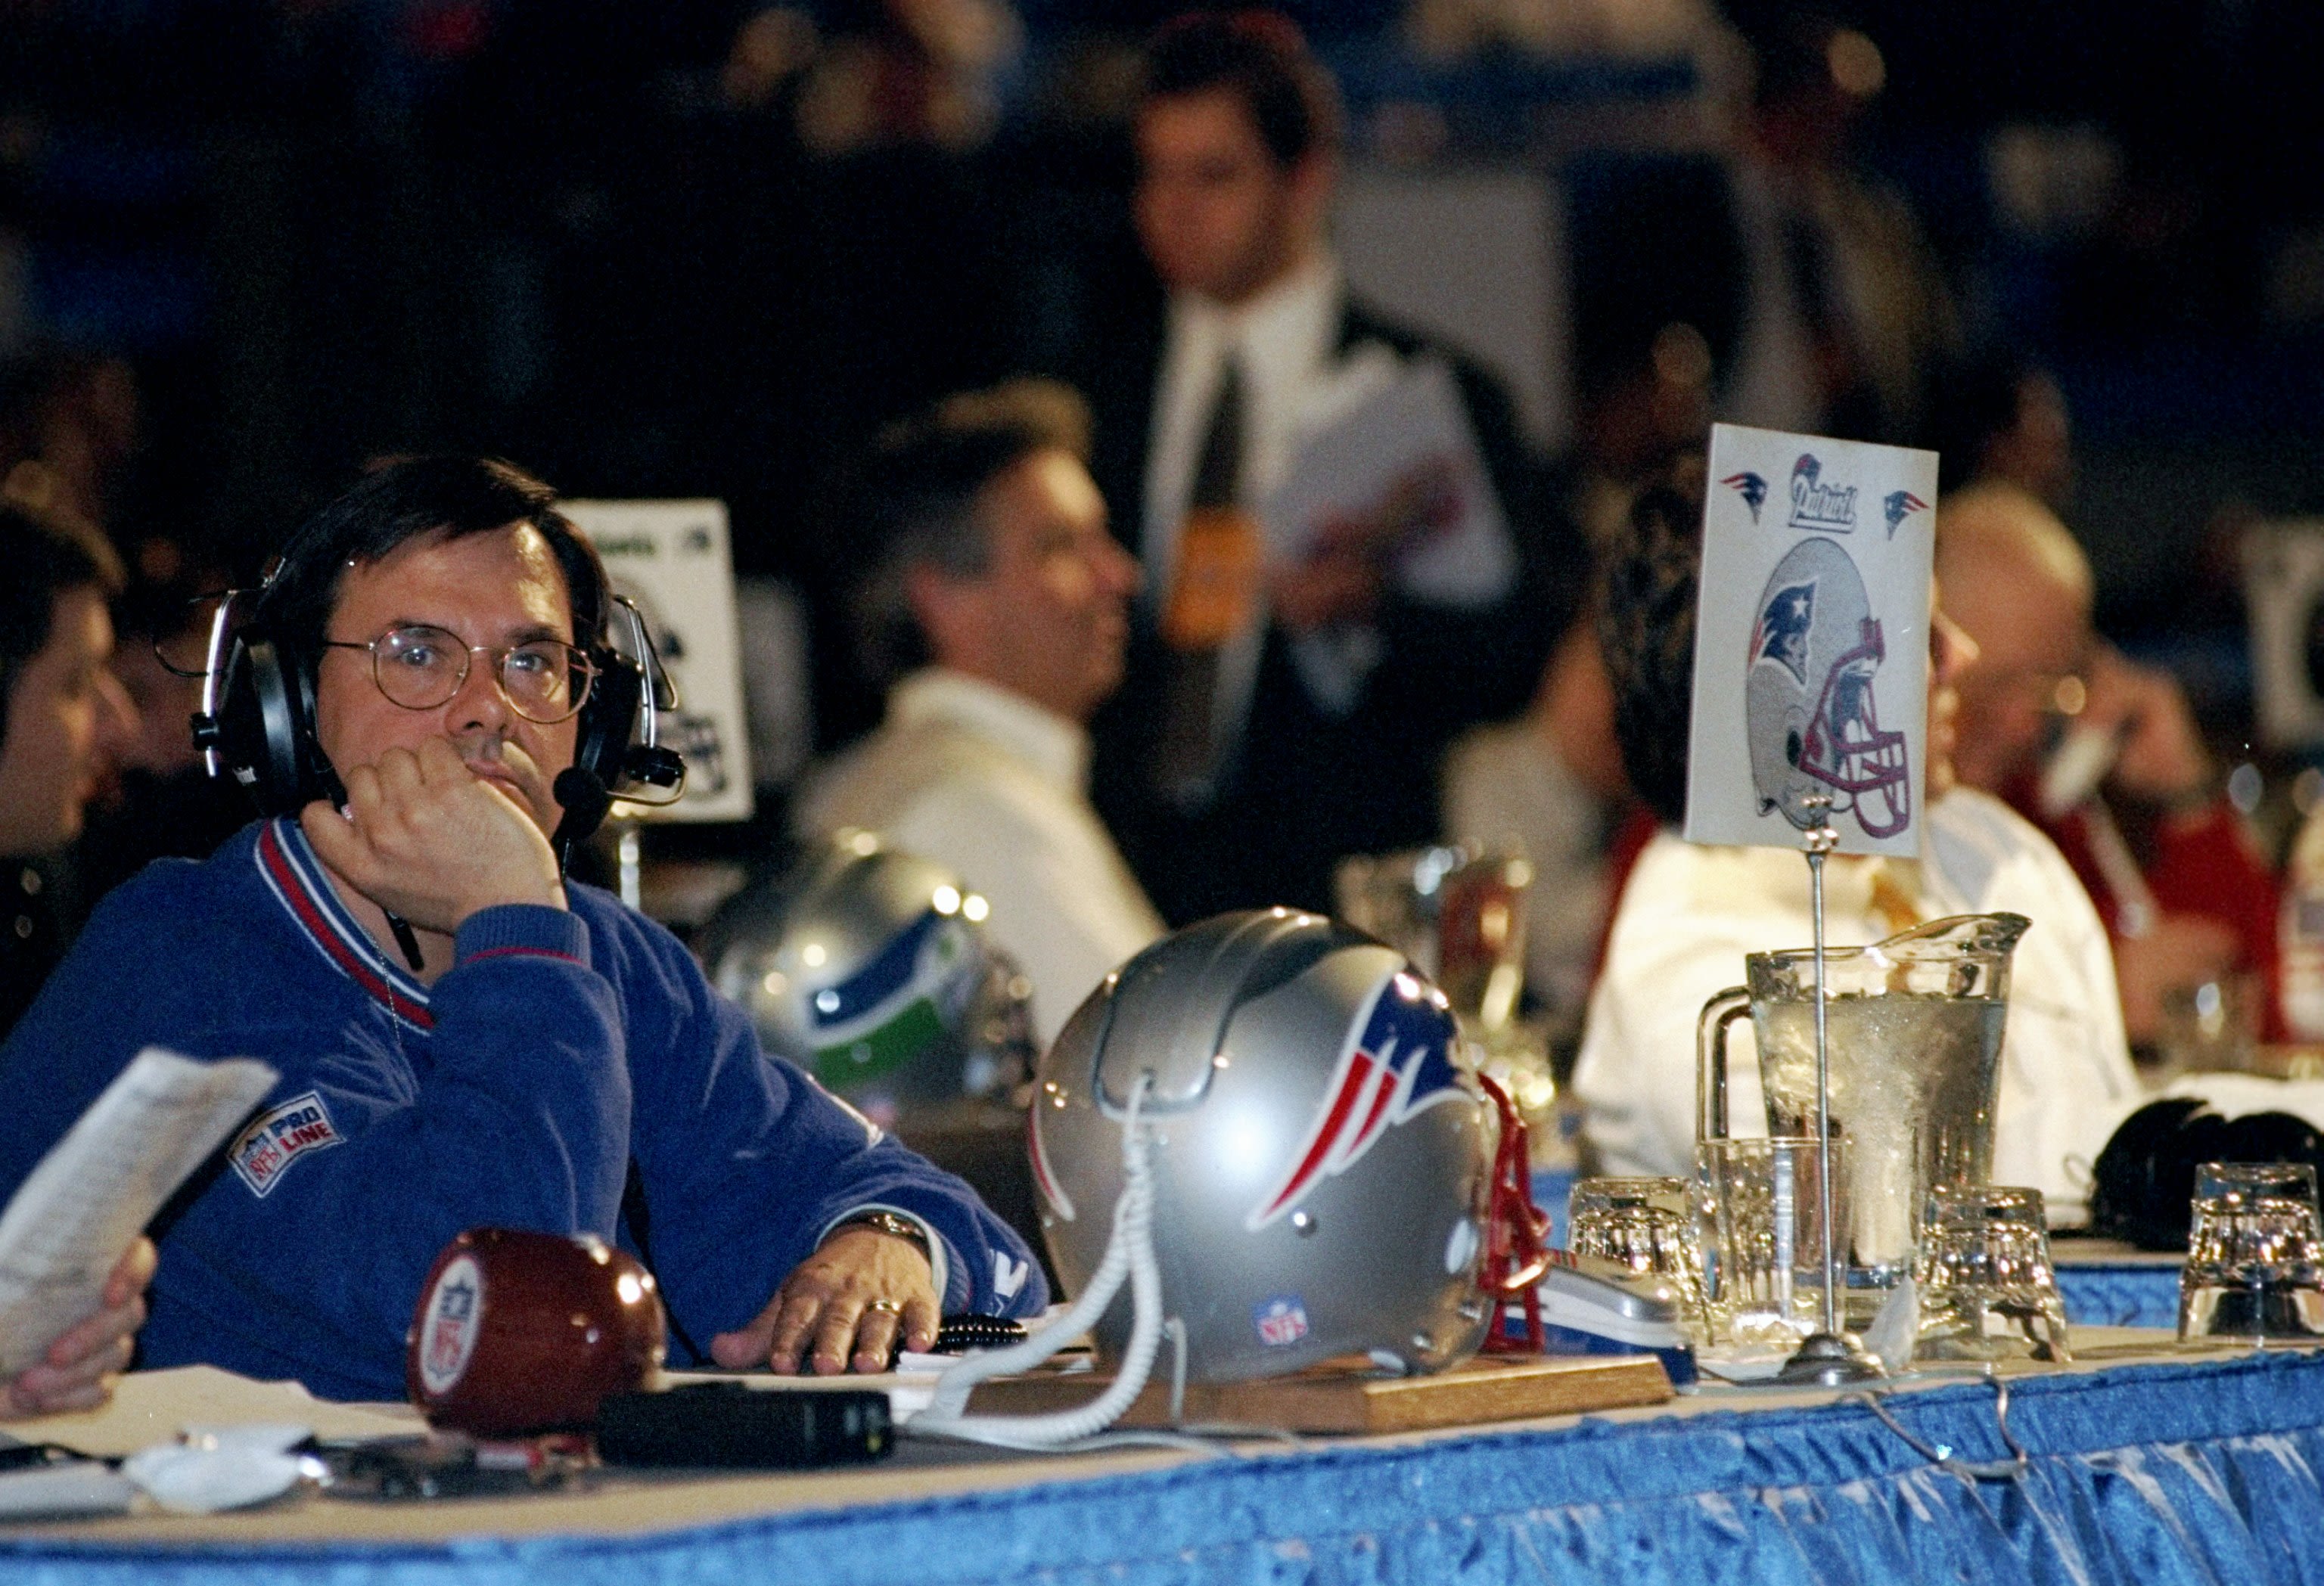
[{"xmin": 595, "ymin": 1382, "xmax": 894, "ymax": 1469}]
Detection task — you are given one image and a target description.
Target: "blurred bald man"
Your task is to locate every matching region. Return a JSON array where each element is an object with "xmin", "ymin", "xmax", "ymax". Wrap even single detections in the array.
[{"xmin": 1937, "ymin": 482, "xmax": 2279, "ymax": 1045}]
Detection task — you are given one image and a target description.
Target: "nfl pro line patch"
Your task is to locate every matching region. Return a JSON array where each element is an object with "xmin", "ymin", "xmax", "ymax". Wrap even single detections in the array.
[{"xmin": 228, "ymin": 1091, "xmax": 344, "ymax": 1197}]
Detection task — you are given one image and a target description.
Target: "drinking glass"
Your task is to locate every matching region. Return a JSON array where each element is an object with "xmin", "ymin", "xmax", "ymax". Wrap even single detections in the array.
[
  {"xmin": 2156, "ymin": 974, "xmax": 2260, "ymax": 1075},
  {"xmin": 1913, "ymin": 1185, "xmax": 2071, "ymax": 1363},
  {"xmin": 1693, "ymin": 1137, "xmax": 1843, "ymax": 1349},
  {"xmin": 1567, "ymin": 1176, "xmax": 1702, "ymax": 1318},
  {"xmin": 1334, "ymin": 845, "xmax": 1532, "ymax": 1034},
  {"xmin": 2179, "ymin": 1162, "xmax": 2324, "ymax": 1345}
]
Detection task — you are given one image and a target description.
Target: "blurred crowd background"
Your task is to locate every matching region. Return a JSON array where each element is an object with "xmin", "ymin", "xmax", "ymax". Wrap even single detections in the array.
[{"xmin": 4, "ymin": 0, "xmax": 2322, "ymax": 1044}]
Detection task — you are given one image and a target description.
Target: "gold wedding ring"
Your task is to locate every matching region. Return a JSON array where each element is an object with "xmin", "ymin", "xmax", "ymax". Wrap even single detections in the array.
[{"xmin": 864, "ymin": 1298, "xmax": 905, "ymax": 1315}]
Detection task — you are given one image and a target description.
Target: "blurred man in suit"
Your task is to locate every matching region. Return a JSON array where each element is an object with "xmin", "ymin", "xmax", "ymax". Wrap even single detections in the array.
[{"xmin": 1061, "ymin": 11, "xmax": 1562, "ymax": 923}]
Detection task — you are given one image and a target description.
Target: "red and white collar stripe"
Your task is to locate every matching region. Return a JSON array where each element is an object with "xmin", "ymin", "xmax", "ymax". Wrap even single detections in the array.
[{"xmin": 255, "ymin": 818, "xmax": 433, "ymax": 1032}]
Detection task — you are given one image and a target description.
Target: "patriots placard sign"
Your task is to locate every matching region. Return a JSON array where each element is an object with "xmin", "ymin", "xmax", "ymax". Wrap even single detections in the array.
[{"xmin": 1686, "ymin": 424, "xmax": 1937, "ymax": 858}]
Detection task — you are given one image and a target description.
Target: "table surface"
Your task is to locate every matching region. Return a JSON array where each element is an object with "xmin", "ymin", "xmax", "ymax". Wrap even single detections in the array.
[
  {"xmin": 2049, "ymin": 1236, "xmax": 2187, "ymax": 1266},
  {"xmin": 0, "ymin": 1328, "xmax": 2276, "ymax": 1550}
]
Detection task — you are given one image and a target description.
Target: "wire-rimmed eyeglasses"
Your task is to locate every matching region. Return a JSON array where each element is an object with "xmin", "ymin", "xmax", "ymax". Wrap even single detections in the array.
[{"xmin": 319, "ymin": 623, "xmax": 596, "ymax": 724}]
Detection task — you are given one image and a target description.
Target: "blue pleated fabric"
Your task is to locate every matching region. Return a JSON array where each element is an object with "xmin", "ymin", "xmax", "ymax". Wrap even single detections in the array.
[
  {"xmin": 2057, "ymin": 1265, "xmax": 2183, "ymax": 1329},
  {"xmin": 10, "ymin": 1352, "xmax": 2324, "ymax": 1586}
]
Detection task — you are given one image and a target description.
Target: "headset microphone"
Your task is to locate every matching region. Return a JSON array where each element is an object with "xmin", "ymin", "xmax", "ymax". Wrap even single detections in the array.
[
  {"xmin": 312, "ymin": 762, "xmax": 423, "ymax": 973},
  {"xmin": 550, "ymin": 766, "xmax": 613, "ymax": 871},
  {"xmin": 624, "ymin": 743, "xmax": 685, "ymax": 790}
]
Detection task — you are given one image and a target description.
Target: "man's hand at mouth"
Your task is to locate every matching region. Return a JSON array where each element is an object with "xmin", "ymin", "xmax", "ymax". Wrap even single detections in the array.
[{"xmin": 302, "ymin": 736, "xmax": 567, "ymax": 935}]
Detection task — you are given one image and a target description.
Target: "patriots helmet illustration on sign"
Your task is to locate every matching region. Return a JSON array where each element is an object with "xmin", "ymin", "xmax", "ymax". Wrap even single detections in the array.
[
  {"xmin": 1029, "ymin": 910, "xmax": 1503, "ymax": 1386},
  {"xmin": 1745, "ymin": 535, "xmax": 1911, "ymax": 838}
]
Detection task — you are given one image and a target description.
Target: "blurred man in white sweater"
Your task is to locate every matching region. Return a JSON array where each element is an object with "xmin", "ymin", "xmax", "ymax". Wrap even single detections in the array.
[{"xmin": 798, "ymin": 383, "xmax": 1164, "ymax": 1045}]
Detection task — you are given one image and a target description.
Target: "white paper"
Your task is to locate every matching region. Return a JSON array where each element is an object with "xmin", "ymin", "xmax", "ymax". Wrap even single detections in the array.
[
  {"xmin": 1261, "ymin": 356, "xmax": 1515, "ymax": 609},
  {"xmin": 564, "ymin": 499, "xmax": 757, "ymax": 824},
  {"xmin": 1684, "ymin": 424, "xmax": 1938, "ymax": 858},
  {"xmin": 4, "ymin": 1364, "xmax": 420, "ymax": 1457},
  {"xmin": 0, "ymin": 1048, "xmax": 276, "ymax": 1376}
]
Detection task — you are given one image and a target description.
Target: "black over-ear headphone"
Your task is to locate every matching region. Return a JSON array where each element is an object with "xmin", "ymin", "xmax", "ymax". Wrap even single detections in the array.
[
  {"xmin": 191, "ymin": 559, "xmax": 685, "ymax": 864},
  {"xmin": 195, "ymin": 602, "xmax": 328, "ymax": 818}
]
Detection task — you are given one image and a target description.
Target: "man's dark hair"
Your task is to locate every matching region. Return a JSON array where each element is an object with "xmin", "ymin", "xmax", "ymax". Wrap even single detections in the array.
[
  {"xmin": 847, "ymin": 380, "xmax": 1092, "ymax": 690},
  {"xmin": 1141, "ymin": 11, "xmax": 1341, "ymax": 167},
  {"xmin": 253, "ymin": 455, "xmax": 610, "ymax": 674},
  {"xmin": 1597, "ymin": 455, "xmax": 1707, "ymax": 827},
  {"xmin": 1928, "ymin": 349, "xmax": 2045, "ymax": 492},
  {"xmin": 1745, "ymin": 9, "xmax": 1856, "ymax": 110},
  {"xmin": 0, "ymin": 463, "xmax": 126, "ymax": 713}
]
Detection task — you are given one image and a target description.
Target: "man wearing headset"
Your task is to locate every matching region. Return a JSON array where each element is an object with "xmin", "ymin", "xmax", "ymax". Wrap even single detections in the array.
[{"xmin": 0, "ymin": 457, "xmax": 1046, "ymax": 1401}]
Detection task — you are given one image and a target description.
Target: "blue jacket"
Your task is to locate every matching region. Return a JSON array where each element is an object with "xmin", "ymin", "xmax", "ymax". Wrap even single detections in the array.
[{"xmin": 0, "ymin": 819, "xmax": 1047, "ymax": 1399}]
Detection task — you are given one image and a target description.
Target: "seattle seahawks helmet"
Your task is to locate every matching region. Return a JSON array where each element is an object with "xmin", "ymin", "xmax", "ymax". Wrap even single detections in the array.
[
  {"xmin": 1030, "ymin": 909, "xmax": 1508, "ymax": 1385},
  {"xmin": 699, "ymin": 833, "xmax": 1035, "ymax": 1128},
  {"xmin": 1745, "ymin": 535, "xmax": 1910, "ymax": 838}
]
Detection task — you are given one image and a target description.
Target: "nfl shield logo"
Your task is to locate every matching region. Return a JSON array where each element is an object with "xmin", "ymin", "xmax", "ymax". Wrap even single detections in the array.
[{"xmin": 1254, "ymin": 1295, "xmax": 1311, "ymax": 1348}]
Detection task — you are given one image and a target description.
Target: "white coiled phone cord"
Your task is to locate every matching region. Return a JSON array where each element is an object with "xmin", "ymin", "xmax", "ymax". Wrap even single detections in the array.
[{"xmin": 907, "ymin": 1074, "xmax": 1167, "ymax": 1450}]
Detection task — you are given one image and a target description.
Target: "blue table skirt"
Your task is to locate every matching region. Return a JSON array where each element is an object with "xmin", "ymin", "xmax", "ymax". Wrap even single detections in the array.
[
  {"xmin": 2057, "ymin": 1263, "xmax": 2183, "ymax": 1329},
  {"xmin": 11, "ymin": 1350, "xmax": 2324, "ymax": 1586}
]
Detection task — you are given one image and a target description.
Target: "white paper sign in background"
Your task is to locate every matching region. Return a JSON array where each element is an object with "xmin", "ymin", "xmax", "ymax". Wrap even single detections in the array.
[
  {"xmin": 1683, "ymin": 424, "xmax": 1937, "ymax": 858},
  {"xmin": 2243, "ymin": 520, "xmax": 2324, "ymax": 751},
  {"xmin": 564, "ymin": 500, "xmax": 755, "ymax": 824}
]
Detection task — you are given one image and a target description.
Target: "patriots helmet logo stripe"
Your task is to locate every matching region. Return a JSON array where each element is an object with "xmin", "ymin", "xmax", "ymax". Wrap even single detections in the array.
[
  {"xmin": 1721, "ymin": 470, "xmax": 1768, "ymax": 522},
  {"xmin": 1883, "ymin": 489, "xmax": 1930, "ymax": 536},
  {"xmin": 1751, "ymin": 578, "xmax": 1818, "ymax": 684},
  {"xmin": 1027, "ymin": 1099, "xmax": 1075, "ymax": 1223},
  {"xmin": 1793, "ymin": 454, "xmax": 1821, "ymax": 488},
  {"xmin": 1245, "ymin": 970, "xmax": 1465, "ymax": 1231}
]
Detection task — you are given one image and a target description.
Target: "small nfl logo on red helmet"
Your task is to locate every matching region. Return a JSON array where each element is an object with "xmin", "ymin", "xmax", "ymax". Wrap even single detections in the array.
[
  {"xmin": 418, "ymin": 1254, "xmax": 485, "ymax": 1395},
  {"xmin": 1254, "ymin": 1295, "xmax": 1310, "ymax": 1348}
]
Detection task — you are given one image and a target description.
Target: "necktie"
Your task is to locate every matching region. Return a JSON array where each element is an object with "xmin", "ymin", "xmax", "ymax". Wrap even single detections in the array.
[
  {"xmin": 1153, "ymin": 355, "xmax": 1259, "ymax": 808},
  {"xmin": 1189, "ymin": 353, "xmax": 1244, "ymax": 514}
]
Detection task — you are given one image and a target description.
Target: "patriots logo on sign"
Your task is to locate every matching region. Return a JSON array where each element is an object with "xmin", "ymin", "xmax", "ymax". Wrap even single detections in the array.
[
  {"xmin": 1244, "ymin": 971, "xmax": 1465, "ymax": 1231},
  {"xmin": 1788, "ymin": 453, "xmax": 1859, "ymax": 531},
  {"xmin": 1883, "ymin": 489, "xmax": 1929, "ymax": 538},
  {"xmin": 1751, "ymin": 579, "xmax": 1818, "ymax": 684},
  {"xmin": 1722, "ymin": 470, "xmax": 1769, "ymax": 523}
]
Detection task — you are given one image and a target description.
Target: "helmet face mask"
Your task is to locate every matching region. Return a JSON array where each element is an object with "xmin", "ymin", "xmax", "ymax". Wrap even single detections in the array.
[
  {"xmin": 1746, "ymin": 537, "xmax": 1912, "ymax": 839},
  {"xmin": 1031, "ymin": 911, "xmax": 1500, "ymax": 1386},
  {"xmin": 699, "ymin": 836, "xmax": 1035, "ymax": 1128}
]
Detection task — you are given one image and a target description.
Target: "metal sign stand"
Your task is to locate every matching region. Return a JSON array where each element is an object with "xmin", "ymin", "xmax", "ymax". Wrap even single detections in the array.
[{"xmin": 1776, "ymin": 793, "xmax": 1884, "ymax": 1386}]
